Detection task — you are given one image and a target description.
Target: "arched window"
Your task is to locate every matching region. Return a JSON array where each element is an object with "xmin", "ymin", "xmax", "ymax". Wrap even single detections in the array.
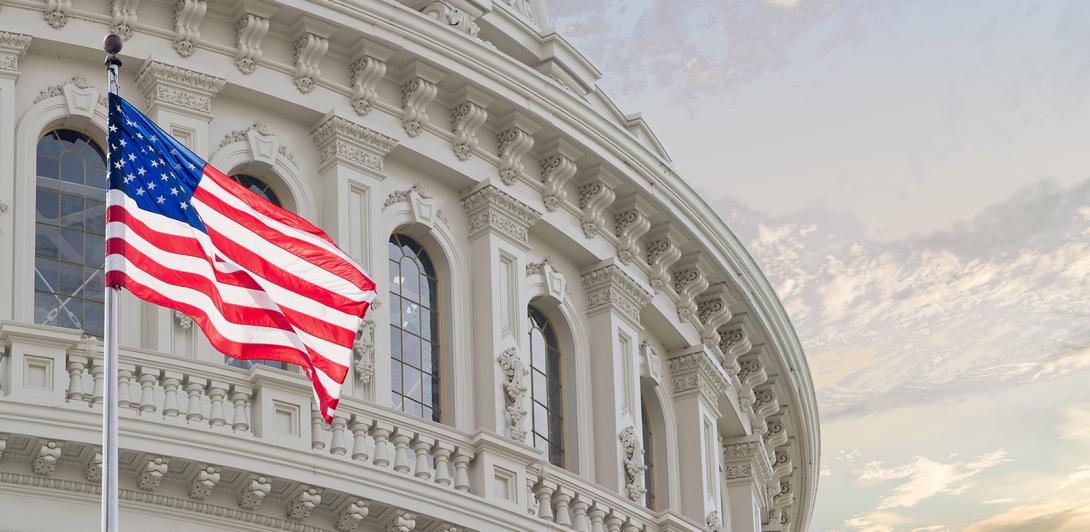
[
  {"xmin": 34, "ymin": 129, "xmax": 107, "ymax": 335},
  {"xmin": 389, "ymin": 234, "xmax": 440, "ymax": 422},
  {"xmin": 642, "ymin": 400, "xmax": 657, "ymax": 510},
  {"xmin": 225, "ymin": 173, "xmax": 286, "ymax": 371},
  {"xmin": 528, "ymin": 306, "xmax": 564, "ymax": 467}
]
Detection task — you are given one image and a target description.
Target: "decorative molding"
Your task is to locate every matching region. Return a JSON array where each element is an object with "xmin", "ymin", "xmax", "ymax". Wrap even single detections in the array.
[
  {"xmin": 400, "ymin": 61, "xmax": 443, "ymax": 137},
  {"xmin": 286, "ymin": 486, "xmax": 322, "ymax": 520},
  {"xmin": 618, "ymin": 425, "xmax": 646, "ymax": 503},
  {"xmin": 34, "ymin": 75, "xmax": 89, "ymax": 104},
  {"xmin": 348, "ymin": 38, "xmax": 396, "ymax": 115},
  {"xmin": 764, "ymin": 415, "xmax": 788, "ymax": 450},
  {"xmin": 461, "ymin": 184, "xmax": 542, "ymax": 248},
  {"xmin": 291, "ymin": 18, "xmax": 336, "ymax": 94},
  {"xmin": 737, "ymin": 350, "xmax": 768, "ymax": 409},
  {"xmin": 502, "ymin": 0, "xmax": 538, "ymax": 24},
  {"xmin": 420, "ymin": 1, "xmax": 480, "ymax": 37},
  {"xmin": 111, "ymin": 0, "xmax": 142, "ymax": 40},
  {"xmin": 722, "ymin": 437, "xmax": 772, "ymax": 486},
  {"xmin": 44, "ymin": 0, "xmax": 72, "ymax": 29},
  {"xmin": 645, "ymin": 224, "xmax": 684, "ymax": 294},
  {"xmin": 705, "ymin": 510, "xmax": 722, "ymax": 532},
  {"xmin": 613, "ymin": 194, "xmax": 652, "ymax": 265},
  {"xmin": 136, "ymin": 60, "xmax": 226, "ymax": 119},
  {"xmin": 538, "ymin": 138, "xmax": 581, "ymax": 212},
  {"xmin": 753, "ymin": 386, "xmax": 780, "ymax": 437},
  {"xmin": 639, "ymin": 339, "xmax": 663, "ymax": 386},
  {"xmin": 188, "ymin": 465, "xmax": 220, "ymax": 500},
  {"xmin": 496, "ymin": 111, "xmax": 539, "ymax": 185},
  {"xmin": 526, "ymin": 258, "xmax": 565, "ymax": 301},
  {"xmin": 772, "ymin": 447, "xmax": 793, "ymax": 483},
  {"xmin": 0, "ymin": 32, "xmax": 31, "ymax": 74},
  {"xmin": 234, "ymin": 2, "xmax": 277, "ymax": 75},
  {"xmin": 353, "ymin": 320, "xmax": 375, "ymax": 384},
  {"xmin": 383, "ymin": 184, "xmax": 439, "ymax": 227},
  {"xmin": 138, "ymin": 456, "xmax": 169, "ymax": 491},
  {"xmin": 32, "ymin": 441, "xmax": 61, "ymax": 476},
  {"xmin": 173, "ymin": 0, "xmax": 207, "ymax": 57},
  {"xmin": 311, "ymin": 113, "xmax": 399, "ymax": 175},
  {"xmin": 717, "ymin": 323, "xmax": 751, "ymax": 375},
  {"xmin": 673, "ymin": 252, "xmax": 708, "ymax": 322},
  {"xmin": 696, "ymin": 283, "xmax": 733, "ymax": 348},
  {"xmin": 84, "ymin": 451, "xmax": 102, "ymax": 482},
  {"xmin": 335, "ymin": 498, "xmax": 370, "ymax": 531},
  {"xmin": 667, "ymin": 346, "xmax": 728, "ymax": 407},
  {"xmin": 174, "ymin": 309, "xmax": 194, "ymax": 331},
  {"xmin": 576, "ymin": 166, "xmax": 619, "ymax": 239},
  {"xmin": 386, "ymin": 510, "xmax": 417, "ymax": 532},
  {"xmin": 238, "ymin": 475, "xmax": 272, "ymax": 510},
  {"xmin": 220, "ymin": 121, "xmax": 297, "ymax": 166},
  {"xmin": 497, "ymin": 347, "xmax": 529, "ymax": 443},
  {"xmin": 581, "ymin": 262, "xmax": 652, "ymax": 326},
  {"xmin": 450, "ymin": 86, "xmax": 492, "ymax": 161}
]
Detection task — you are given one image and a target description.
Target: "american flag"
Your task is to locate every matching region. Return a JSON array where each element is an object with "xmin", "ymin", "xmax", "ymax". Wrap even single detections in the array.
[{"xmin": 104, "ymin": 93, "xmax": 375, "ymax": 422}]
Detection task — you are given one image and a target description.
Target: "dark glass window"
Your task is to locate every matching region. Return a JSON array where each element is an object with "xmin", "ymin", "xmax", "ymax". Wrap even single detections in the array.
[
  {"xmin": 389, "ymin": 234, "xmax": 440, "ymax": 422},
  {"xmin": 642, "ymin": 400, "xmax": 657, "ymax": 510},
  {"xmin": 34, "ymin": 130, "xmax": 107, "ymax": 336},
  {"xmin": 225, "ymin": 174, "xmax": 286, "ymax": 371},
  {"xmin": 528, "ymin": 306, "xmax": 564, "ymax": 467}
]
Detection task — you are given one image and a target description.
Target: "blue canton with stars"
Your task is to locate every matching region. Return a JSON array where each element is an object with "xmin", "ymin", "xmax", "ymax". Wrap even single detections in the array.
[{"xmin": 108, "ymin": 93, "xmax": 208, "ymax": 232}]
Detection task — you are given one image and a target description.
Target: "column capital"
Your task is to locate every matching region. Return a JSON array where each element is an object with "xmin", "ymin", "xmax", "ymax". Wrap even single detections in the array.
[
  {"xmin": 461, "ymin": 184, "xmax": 541, "ymax": 249},
  {"xmin": 721, "ymin": 435, "xmax": 773, "ymax": 489},
  {"xmin": 311, "ymin": 112, "xmax": 399, "ymax": 176},
  {"xmin": 0, "ymin": 32, "xmax": 31, "ymax": 79},
  {"xmin": 667, "ymin": 344, "xmax": 729, "ymax": 409},
  {"xmin": 581, "ymin": 259, "xmax": 652, "ymax": 327},
  {"xmin": 135, "ymin": 60, "xmax": 226, "ymax": 120}
]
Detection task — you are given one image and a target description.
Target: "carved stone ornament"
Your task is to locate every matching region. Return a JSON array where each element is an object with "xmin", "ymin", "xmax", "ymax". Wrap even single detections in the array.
[
  {"xmin": 697, "ymin": 284, "xmax": 733, "ymax": 348},
  {"xmin": 45, "ymin": 0, "xmax": 72, "ymax": 29},
  {"xmin": 737, "ymin": 351, "xmax": 768, "ymax": 409},
  {"xmin": 706, "ymin": 510, "xmax": 722, "ymax": 532},
  {"xmin": 188, "ymin": 465, "xmax": 220, "ymax": 500},
  {"xmin": 85, "ymin": 451, "xmax": 103, "ymax": 482},
  {"xmin": 765, "ymin": 415, "xmax": 788, "ymax": 450},
  {"xmin": 526, "ymin": 258, "xmax": 566, "ymax": 301},
  {"xmin": 234, "ymin": 9, "xmax": 273, "ymax": 75},
  {"xmin": 645, "ymin": 227, "xmax": 683, "ymax": 294},
  {"xmin": 138, "ymin": 456, "xmax": 169, "ymax": 491},
  {"xmin": 718, "ymin": 325, "xmax": 751, "ymax": 375},
  {"xmin": 174, "ymin": 309, "xmax": 194, "ymax": 331},
  {"xmin": 421, "ymin": 1, "xmax": 480, "ymax": 37},
  {"xmin": 292, "ymin": 19, "xmax": 335, "ymax": 94},
  {"xmin": 351, "ymin": 56, "xmax": 386, "ymax": 115},
  {"xmin": 311, "ymin": 113, "xmax": 399, "ymax": 174},
  {"xmin": 111, "ymin": 0, "xmax": 142, "ymax": 40},
  {"xmin": 639, "ymin": 339, "xmax": 663, "ymax": 385},
  {"xmin": 353, "ymin": 320, "xmax": 375, "ymax": 384},
  {"xmin": 667, "ymin": 347, "xmax": 729, "ymax": 406},
  {"xmin": 336, "ymin": 499, "xmax": 370, "ymax": 531},
  {"xmin": 461, "ymin": 185, "xmax": 542, "ymax": 248},
  {"xmin": 581, "ymin": 263, "xmax": 652, "ymax": 326},
  {"xmin": 34, "ymin": 75, "xmax": 90, "ymax": 104},
  {"xmin": 386, "ymin": 510, "xmax": 417, "ymax": 532},
  {"xmin": 173, "ymin": 0, "xmax": 208, "ymax": 57},
  {"xmin": 136, "ymin": 61, "xmax": 226, "ymax": 119},
  {"xmin": 400, "ymin": 65, "xmax": 441, "ymax": 137},
  {"xmin": 673, "ymin": 254, "xmax": 709, "ymax": 322},
  {"xmin": 577, "ymin": 169, "xmax": 618, "ymax": 239},
  {"xmin": 619, "ymin": 425, "xmax": 647, "ymax": 502},
  {"xmin": 221, "ymin": 121, "xmax": 296, "ymax": 166},
  {"xmin": 722, "ymin": 438, "xmax": 772, "ymax": 485},
  {"xmin": 32, "ymin": 441, "xmax": 62, "ymax": 476},
  {"xmin": 286, "ymin": 486, "xmax": 322, "ymax": 521},
  {"xmin": 384, "ymin": 184, "xmax": 440, "ymax": 227},
  {"xmin": 450, "ymin": 86, "xmax": 492, "ymax": 161},
  {"xmin": 496, "ymin": 111, "xmax": 539, "ymax": 185},
  {"xmin": 497, "ymin": 347, "xmax": 529, "ymax": 443},
  {"xmin": 502, "ymin": 0, "xmax": 538, "ymax": 24},
  {"xmin": 0, "ymin": 32, "xmax": 32, "ymax": 74},
  {"xmin": 613, "ymin": 194, "xmax": 651, "ymax": 265},
  {"xmin": 238, "ymin": 475, "xmax": 272, "ymax": 509}
]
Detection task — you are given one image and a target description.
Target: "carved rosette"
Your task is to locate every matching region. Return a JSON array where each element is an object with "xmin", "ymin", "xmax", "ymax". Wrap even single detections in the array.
[
  {"xmin": 353, "ymin": 320, "xmax": 376, "ymax": 384},
  {"xmin": 582, "ymin": 263, "xmax": 652, "ymax": 326},
  {"xmin": 188, "ymin": 465, "xmax": 220, "ymax": 500},
  {"xmin": 667, "ymin": 347, "xmax": 729, "ymax": 406},
  {"xmin": 336, "ymin": 499, "xmax": 370, "ymax": 531},
  {"xmin": 286, "ymin": 486, "xmax": 322, "ymax": 521},
  {"xmin": 696, "ymin": 283, "xmax": 733, "ymax": 348},
  {"xmin": 136, "ymin": 61, "xmax": 226, "ymax": 119},
  {"xmin": 451, "ymin": 98, "xmax": 489, "ymax": 161},
  {"xmin": 0, "ymin": 32, "xmax": 32, "ymax": 74},
  {"xmin": 32, "ymin": 441, "xmax": 62, "ymax": 476},
  {"xmin": 619, "ymin": 425, "xmax": 647, "ymax": 502},
  {"xmin": 311, "ymin": 114, "xmax": 399, "ymax": 174},
  {"xmin": 717, "ymin": 325, "xmax": 751, "ymax": 375},
  {"xmin": 613, "ymin": 195, "xmax": 651, "ymax": 265},
  {"xmin": 138, "ymin": 456, "xmax": 169, "ymax": 491},
  {"xmin": 45, "ymin": 0, "xmax": 72, "ymax": 29},
  {"xmin": 401, "ymin": 76, "xmax": 439, "ymax": 137},
  {"xmin": 234, "ymin": 11, "xmax": 273, "ymax": 75},
  {"xmin": 421, "ymin": 1, "xmax": 481, "ymax": 37},
  {"xmin": 461, "ymin": 185, "xmax": 542, "ymax": 249},
  {"xmin": 673, "ymin": 255, "xmax": 709, "ymax": 322},
  {"xmin": 292, "ymin": 32, "xmax": 329, "ymax": 94},
  {"xmin": 111, "ymin": 0, "xmax": 142, "ymax": 40},
  {"xmin": 497, "ymin": 347, "xmax": 529, "ymax": 443},
  {"xmin": 238, "ymin": 475, "xmax": 272, "ymax": 509},
  {"xmin": 173, "ymin": 0, "xmax": 207, "ymax": 57}
]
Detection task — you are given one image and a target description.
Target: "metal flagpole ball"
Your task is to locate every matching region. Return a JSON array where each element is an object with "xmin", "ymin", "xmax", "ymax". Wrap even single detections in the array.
[{"xmin": 101, "ymin": 32, "xmax": 122, "ymax": 532}]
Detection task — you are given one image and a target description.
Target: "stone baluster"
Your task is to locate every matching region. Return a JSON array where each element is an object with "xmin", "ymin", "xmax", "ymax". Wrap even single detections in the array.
[
  {"xmin": 330, "ymin": 415, "xmax": 349, "ymax": 456},
  {"xmin": 605, "ymin": 512, "xmax": 624, "ymax": 532},
  {"xmin": 161, "ymin": 372, "xmax": 182, "ymax": 418},
  {"xmin": 138, "ymin": 368, "xmax": 159, "ymax": 414},
  {"xmin": 370, "ymin": 422, "xmax": 393, "ymax": 468},
  {"xmin": 452, "ymin": 447, "xmax": 473, "ymax": 492},
  {"xmin": 184, "ymin": 376, "xmax": 206, "ymax": 423},
  {"xmin": 391, "ymin": 429, "xmax": 413, "ymax": 474},
  {"xmin": 66, "ymin": 354, "xmax": 87, "ymax": 402},
  {"xmin": 117, "ymin": 364, "xmax": 134, "ymax": 409},
  {"xmin": 553, "ymin": 487, "xmax": 574, "ymax": 526},
  {"xmin": 412, "ymin": 435, "xmax": 435, "ymax": 480},
  {"xmin": 526, "ymin": 477, "xmax": 538, "ymax": 515},
  {"xmin": 534, "ymin": 481, "xmax": 556, "ymax": 521},
  {"xmin": 90, "ymin": 360, "xmax": 104, "ymax": 406},
  {"xmin": 230, "ymin": 385, "xmax": 251, "ymax": 432},
  {"xmin": 621, "ymin": 518, "xmax": 640, "ymax": 532},
  {"xmin": 588, "ymin": 504, "xmax": 608, "ymax": 532},
  {"xmin": 311, "ymin": 406, "xmax": 326, "ymax": 450},
  {"xmin": 570, "ymin": 496, "xmax": 591, "ymax": 532},
  {"xmin": 350, "ymin": 417, "xmax": 372, "ymax": 462},
  {"xmin": 207, "ymin": 381, "xmax": 228, "ymax": 427},
  {"xmin": 432, "ymin": 442, "xmax": 454, "ymax": 487}
]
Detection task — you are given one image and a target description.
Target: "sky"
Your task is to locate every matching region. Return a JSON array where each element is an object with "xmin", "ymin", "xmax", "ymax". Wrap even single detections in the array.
[{"xmin": 547, "ymin": 1, "xmax": 1090, "ymax": 530}]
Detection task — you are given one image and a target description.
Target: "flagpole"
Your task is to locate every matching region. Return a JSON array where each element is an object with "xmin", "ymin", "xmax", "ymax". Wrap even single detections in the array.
[{"xmin": 101, "ymin": 32, "xmax": 123, "ymax": 532}]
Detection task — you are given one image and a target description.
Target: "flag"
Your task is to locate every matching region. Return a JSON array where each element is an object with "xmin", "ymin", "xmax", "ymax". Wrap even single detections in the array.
[{"xmin": 104, "ymin": 93, "xmax": 375, "ymax": 422}]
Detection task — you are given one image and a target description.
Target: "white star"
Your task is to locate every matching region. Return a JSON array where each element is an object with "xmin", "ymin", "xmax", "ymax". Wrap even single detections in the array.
[
  {"xmin": 158, "ymin": 159, "xmax": 165, "ymax": 166},
  {"xmin": 124, "ymin": 174, "xmax": 134, "ymax": 183},
  {"xmin": 110, "ymin": 144, "xmax": 116, "ymax": 151},
  {"xmin": 136, "ymin": 187, "xmax": 145, "ymax": 196},
  {"xmin": 109, "ymin": 125, "xmax": 117, "ymax": 133},
  {"xmin": 147, "ymin": 182, "xmax": 156, "ymax": 191},
  {"xmin": 150, "ymin": 135, "xmax": 157, "ymax": 142},
  {"xmin": 136, "ymin": 132, "xmax": 143, "ymax": 140},
  {"xmin": 127, "ymin": 153, "xmax": 136, "ymax": 161},
  {"xmin": 119, "ymin": 139, "xmax": 127, "ymax": 147},
  {"xmin": 156, "ymin": 195, "xmax": 166, "ymax": 205},
  {"xmin": 150, "ymin": 159, "xmax": 159, "ymax": 168},
  {"xmin": 114, "ymin": 161, "xmax": 122, "ymax": 169},
  {"xmin": 179, "ymin": 202, "xmax": 188, "ymax": 210},
  {"xmin": 115, "ymin": 105, "xmax": 122, "ymax": 112},
  {"xmin": 170, "ymin": 187, "xmax": 179, "ymax": 195},
  {"xmin": 148, "ymin": 145, "xmax": 155, "ymax": 152},
  {"xmin": 161, "ymin": 174, "xmax": 169, "ymax": 182},
  {"xmin": 186, "ymin": 162, "xmax": 196, "ymax": 170},
  {"xmin": 137, "ymin": 167, "xmax": 146, "ymax": 176},
  {"xmin": 125, "ymin": 119, "xmax": 135, "ymax": 127},
  {"xmin": 169, "ymin": 148, "xmax": 178, "ymax": 155}
]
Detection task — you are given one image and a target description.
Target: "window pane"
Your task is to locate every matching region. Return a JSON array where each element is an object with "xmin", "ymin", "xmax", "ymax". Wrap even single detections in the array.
[
  {"xmin": 37, "ymin": 156, "xmax": 59, "ymax": 180},
  {"xmin": 36, "ymin": 188, "xmax": 58, "ymax": 223},
  {"xmin": 60, "ymin": 152, "xmax": 84, "ymax": 185},
  {"xmin": 60, "ymin": 194, "xmax": 84, "ymax": 231},
  {"xmin": 86, "ymin": 235, "xmax": 105, "ymax": 266},
  {"xmin": 421, "ymin": 339, "xmax": 433, "ymax": 373},
  {"xmin": 36, "ymin": 226, "xmax": 58, "ymax": 259},
  {"xmin": 402, "ymin": 332, "xmax": 420, "ymax": 368},
  {"xmin": 58, "ymin": 228, "xmax": 84, "ymax": 263},
  {"xmin": 388, "ymin": 239, "xmax": 403, "ymax": 260},
  {"xmin": 530, "ymin": 328, "xmax": 546, "ymax": 368},
  {"xmin": 391, "ymin": 361, "xmax": 402, "ymax": 393},
  {"xmin": 404, "ymin": 400, "xmax": 421, "ymax": 417},
  {"xmin": 58, "ymin": 262, "xmax": 85, "ymax": 296},
  {"xmin": 86, "ymin": 200, "xmax": 106, "ymax": 234},
  {"xmin": 84, "ymin": 301, "xmax": 104, "ymax": 337},
  {"xmin": 421, "ymin": 308, "xmax": 433, "ymax": 338},
  {"xmin": 419, "ymin": 276, "xmax": 432, "ymax": 308},
  {"xmin": 390, "ymin": 325, "xmax": 402, "ymax": 360},
  {"xmin": 56, "ymin": 299, "xmax": 82, "ymax": 330},
  {"xmin": 403, "ymin": 302, "xmax": 420, "ymax": 335},
  {"xmin": 35, "ymin": 260, "xmax": 58, "ymax": 293},
  {"xmin": 532, "ymin": 370, "xmax": 547, "ymax": 401},
  {"xmin": 389, "ymin": 297, "xmax": 401, "ymax": 326},
  {"xmin": 85, "ymin": 268, "xmax": 104, "ymax": 301},
  {"xmin": 401, "ymin": 258, "xmax": 420, "ymax": 302},
  {"xmin": 534, "ymin": 402, "xmax": 548, "ymax": 432}
]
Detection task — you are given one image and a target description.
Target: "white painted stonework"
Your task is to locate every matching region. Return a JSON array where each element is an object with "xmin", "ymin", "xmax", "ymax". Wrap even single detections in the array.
[{"xmin": 0, "ymin": 1, "xmax": 819, "ymax": 531}]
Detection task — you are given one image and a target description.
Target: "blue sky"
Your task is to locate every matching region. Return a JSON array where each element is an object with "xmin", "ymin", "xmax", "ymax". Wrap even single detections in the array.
[{"xmin": 548, "ymin": 1, "xmax": 1090, "ymax": 530}]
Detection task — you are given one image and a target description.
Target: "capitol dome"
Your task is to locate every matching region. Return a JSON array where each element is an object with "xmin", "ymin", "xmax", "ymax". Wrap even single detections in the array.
[{"xmin": 0, "ymin": 1, "xmax": 818, "ymax": 531}]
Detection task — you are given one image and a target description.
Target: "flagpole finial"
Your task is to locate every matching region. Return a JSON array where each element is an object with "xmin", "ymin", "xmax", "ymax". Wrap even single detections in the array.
[{"xmin": 103, "ymin": 33, "xmax": 123, "ymax": 55}]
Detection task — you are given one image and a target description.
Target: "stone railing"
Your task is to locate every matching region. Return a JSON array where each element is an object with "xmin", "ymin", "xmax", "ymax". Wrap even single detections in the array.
[{"xmin": 526, "ymin": 464, "xmax": 659, "ymax": 532}]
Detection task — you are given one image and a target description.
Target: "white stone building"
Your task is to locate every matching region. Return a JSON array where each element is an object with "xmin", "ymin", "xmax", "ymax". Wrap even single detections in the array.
[{"xmin": 0, "ymin": 1, "xmax": 819, "ymax": 531}]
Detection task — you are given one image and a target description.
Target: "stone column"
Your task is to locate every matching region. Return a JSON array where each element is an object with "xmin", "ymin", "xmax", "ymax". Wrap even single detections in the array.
[
  {"xmin": 580, "ymin": 259, "xmax": 651, "ymax": 495},
  {"xmin": 310, "ymin": 113, "xmax": 398, "ymax": 401},
  {"xmin": 722, "ymin": 436, "xmax": 772, "ymax": 532},
  {"xmin": 0, "ymin": 32, "xmax": 30, "ymax": 322},
  {"xmin": 667, "ymin": 344, "xmax": 729, "ymax": 524},
  {"xmin": 135, "ymin": 60, "xmax": 225, "ymax": 357}
]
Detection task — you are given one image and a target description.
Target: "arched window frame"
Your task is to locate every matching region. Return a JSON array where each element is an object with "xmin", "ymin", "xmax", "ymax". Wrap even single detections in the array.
[
  {"xmin": 641, "ymin": 399, "xmax": 657, "ymax": 510},
  {"xmin": 388, "ymin": 233, "xmax": 442, "ymax": 423},
  {"xmin": 528, "ymin": 304, "xmax": 565, "ymax": 467}
]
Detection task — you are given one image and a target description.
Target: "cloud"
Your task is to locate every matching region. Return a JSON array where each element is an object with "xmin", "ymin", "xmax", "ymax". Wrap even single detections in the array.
[
  {"xmin": 855, "ymin": 450, "xmax": 1010, "ymax": 510},
  {"xmin": 963, "ymin": 501, "xmax": 1090, "ymax": 531},
  {"xmin": 821, "ymin": 465, "xmax": 833, "ymax": 477},
  {"xmin": 1057, "ymin": 403, "xmax": 1090, "ymax": 446},
  {"xmin": 1056, "ymin": 465, "xmax": 1090, "ymax": 491}
]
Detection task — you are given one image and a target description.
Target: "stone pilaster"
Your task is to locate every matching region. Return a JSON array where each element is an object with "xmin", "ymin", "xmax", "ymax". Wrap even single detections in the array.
[
  {"xmin": 722, "ymin": 436, "xmax": 772, "ymax": 532},
  {"xmin": 0, "ymin": 32, "xmax": 29, "ymax": 321}
]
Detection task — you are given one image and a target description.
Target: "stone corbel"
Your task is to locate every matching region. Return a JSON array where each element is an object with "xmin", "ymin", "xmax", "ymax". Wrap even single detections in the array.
[
  {"xmin": 0, "ymin": 32, "xmax": 31, "ymax": 77},
  {"xmin": 672, "ymin": 252, "xmax": 709, "ymax": 323},
  {"xmin": 353, "ymin": 320, "xmax": 375, "ymax": 384},
  {"xmin": 286, "ymin": 486, "xmax": 323, "ymax": 520},
  {"xmin": 386, "ymin": 510, "xmax": 417, "ymax": 532},
  {"xmin": 576, "ymin": 165, "xmax": 619, "ymax": 239},
  {"xmin": 348, "ymin": 39, "xmax": 395, "ymax": 116},
  {"xmin": 752, "ymin": 385, "xmax": 780, "ymax": 436},
  {"xmin": 645, "ymin": 223, "xmax": 684, "ymax": 295},
  {"xmin": 582, "ymin": 260, "xmax": 652, "ymax": 328},
  {"xmin": 137, "ymin": 456, "xmax": 169, "ymax": 491},
  {"xmin": 383, "ymin": 184, "xmax": 437, "ymax": 227},
  {"xmin": 613, "ymin": 193, "xmax": 652, "ymax": 265},
  {"xmin": 311, "ymin": 112, "xmax": 399, "ymax": 175},
  {"xmin": 136, "ymin": 60, "xmax": 226, "ymax": 121},
  {"xmin": 538, "ymin": 138, "xmax": 582, "ymax": 212},
  {"xmin": 291, "ymin": 17, "xmax": 337, "ymax": 94},
  {"xmin": 639, "ymin": 339, "xmax": 663, "ymax": 386},
  {"xmin": 44, "ymin": 0, "xmax": 71, "ymax": 29},
  {"xmin": 335, "ymin": 498, "xmax": 370, "ymax": 531},
  {"xmin": 497, "ymin": 347, "xmax": 529, "ymax": 443},
  {"xmin": 233, "ymin": 0, "xmax": 278, "ymax": 75},
  {"xmin": 400, "ymin": 60, "xmax": 444, "ymax": 137},
  {"xmin": 85, "ymin": 451, "xmax": 103, "ymax": 482},
  {"xmin": 736, "ymin": 349, "xmax": 768, "ymax": 410},
  {"xmin": 238, "ymin": 475, "xmax": 272, "ymax": 509},
  {"xmin": 450, "ymin": 85, "xmax": 493, "ymax": 161},
  {"xmin": 771, "ymin": 446, "xmax": 793, "ymax": 485},
  {"xmin": 188, "ymin": 464, "xmax": 220, "ymax": 500},
  {"xmin": 717, "ymin": 319, "xmax": 753, "ymax": 376},
  {"xmin": 769, "ymin": 479, "xmax": 794, "ymax": 529},
  {"xmin": 496, "ymin": 110, "xmax": 540, "ymax": 185},
  {"xmin": 526, "ymin": 257, "xmax": 565, "ymax": 301},
  {"xmin": 461, "ymin": 183, "xmax": 542, "ymax": 250},
  {"xmin": 764, "ymin": 413, "xmax": 788, "ymax": 450},
  {"xmin": 696, "ymin": 282, "xmax": 734, "ymax": 348},
  {"xmin": 173, "ymin": 0, "xmax": 207, "ymax": 57},
  {"xmin": 32, "ymin": 441, "xmax": 62, "ymax": 476},
  {"xmin": 111, "ymin": 0, "xmax": 142, "ymax": 40}
]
